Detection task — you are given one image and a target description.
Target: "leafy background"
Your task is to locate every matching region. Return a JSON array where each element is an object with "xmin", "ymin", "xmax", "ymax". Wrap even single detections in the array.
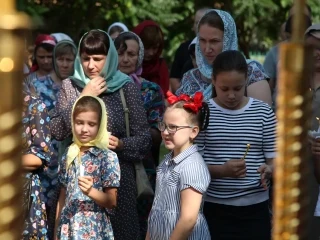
[{"xmin": 18, "ymin": 0, "xmax": 320, "ymax": 64}]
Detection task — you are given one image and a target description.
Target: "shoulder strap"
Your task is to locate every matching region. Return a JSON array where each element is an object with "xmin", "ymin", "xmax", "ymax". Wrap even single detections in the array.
[{"xmin": 119, "ymin": 88, "xmax": 130, "ymax": 137}]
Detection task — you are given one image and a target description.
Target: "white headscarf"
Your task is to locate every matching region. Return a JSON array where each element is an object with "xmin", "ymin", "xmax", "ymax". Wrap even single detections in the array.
[
  {"xmin": 107, "ymin": 22, "xmax": 129, "ymax": 34},
  {"xmin": 51, "ymin": 33, "xmax": 73, "ymax": 42}
]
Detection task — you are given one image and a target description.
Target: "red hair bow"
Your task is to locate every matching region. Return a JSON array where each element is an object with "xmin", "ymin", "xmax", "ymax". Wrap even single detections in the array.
[{"xmin": 166, "ymin": 91, "xmax": 203, "ymax": 113}]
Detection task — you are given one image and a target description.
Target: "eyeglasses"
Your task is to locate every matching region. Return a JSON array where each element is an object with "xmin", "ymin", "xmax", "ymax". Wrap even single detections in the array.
[{"xmin": 157, "ymin": 122, "xmax": 193, "ymax": 134}]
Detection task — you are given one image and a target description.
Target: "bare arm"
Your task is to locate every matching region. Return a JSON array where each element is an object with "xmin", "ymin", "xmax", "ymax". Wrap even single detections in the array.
[
  {"xmin": 311, "ymin": 137, "xmax": 320, "ymax": 184},
  {"xmin": 88, "ymin": 187, "xmax": 118, "ymax": 209},
  {"xmin": 78, "ymin": 176, "xmax": 118, "ymax": 209},
  {"xmin": 170, "ymin": 188, "xmax": 203, "ymax": 240},
  {"xmin": 54, "ymin": 187, "xmax": 66, "ymax": 240},
  {"xmin": 247, "ymin": 80, "xmax": 272, "ymax": 106},
  {"xmin": 170, "ymin": 78, "xmax": 181, "ymax": 94},
  {"xmin": 22, "ymin": 154, "xmax": 42, "ymax": 171}
]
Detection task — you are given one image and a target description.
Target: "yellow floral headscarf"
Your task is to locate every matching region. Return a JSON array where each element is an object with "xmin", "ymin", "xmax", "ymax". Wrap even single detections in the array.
[{"xmin": 66, "ymin": 95, "xmax": 109, "ymax": 169}]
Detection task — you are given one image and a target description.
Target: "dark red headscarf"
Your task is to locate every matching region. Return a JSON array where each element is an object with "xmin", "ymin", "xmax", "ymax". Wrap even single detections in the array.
[
  {"xmin": 30, "ymin": 34, "xmax": 56, "ymax": 72},
  {"xmin": 133, "ymin": 20, "xmax": 169, "ymax": 93}
]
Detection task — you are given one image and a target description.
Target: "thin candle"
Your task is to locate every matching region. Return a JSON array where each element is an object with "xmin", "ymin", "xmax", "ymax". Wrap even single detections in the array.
[
  {"xmin": 242, "ymin": 144, "xmax": 251, "ymax": 160},
  {"xmin": 317, "ymin": 117, "xmax": 320, "ymax": 132}
]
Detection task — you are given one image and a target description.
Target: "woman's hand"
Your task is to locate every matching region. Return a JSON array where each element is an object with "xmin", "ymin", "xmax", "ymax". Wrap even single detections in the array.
[
  {"xmin": 222, "ymin": 159, "xmax": 246, "ymax": 178},
  {"xmin": 108, "ymin": 135, "xmax": 124, "ymax": 151},
  {"xmin": 257, "ymin": 163, "xmax": 273, "ymax": 190},
  {"xmin": 78, "ymin": 176, "xmax": 93, "ymax": 195},
  {"xmin": 81, "ymin": 76, "xmax": 107, "ymax": 96},
  {"xmin": 310, "ymin": 136, "xmax": 320, "ymax": 156}
]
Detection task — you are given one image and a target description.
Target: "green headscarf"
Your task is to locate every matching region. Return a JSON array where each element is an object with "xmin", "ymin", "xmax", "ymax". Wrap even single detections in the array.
[
  {"xmin": 70, "ymin": 29, "xmax": 131, "ymax": 93},
  {"xmin": 53, "ymin": 40, "xmax": 77, "ymax": 80}
]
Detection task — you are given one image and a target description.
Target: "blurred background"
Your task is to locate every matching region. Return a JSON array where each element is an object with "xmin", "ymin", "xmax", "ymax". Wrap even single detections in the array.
[{"xmin": 18, "ymin": 0, "xmax": 320, "ymax": 65}]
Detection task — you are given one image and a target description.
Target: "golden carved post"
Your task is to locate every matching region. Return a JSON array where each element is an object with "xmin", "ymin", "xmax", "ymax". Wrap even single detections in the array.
[
  {"xmin": 0, "ymin": 1, "xmax": 30, "ymax": 239},
  {"xmin": 273, "ymin": 0, "xmax": 312, "ymax": 239}
]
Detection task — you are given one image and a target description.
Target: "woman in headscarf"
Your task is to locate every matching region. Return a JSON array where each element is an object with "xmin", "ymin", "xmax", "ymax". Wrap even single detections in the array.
[
  {"xmin": 133, "ymin": 20, "xmax": 169, "ymax": 94},
  {"xmin": 51, "ymin": 40, "xmax": 77, "ymax": 84},
  {"xmin": 108, "ymin": 22, "xmax": 129, "ymax": 40},
  {"xmin": 50, "ymin": 29, "xmax": 151, "ymax": 240},
  {"xmin": 22, "ymin": 84, "xmax": 53, "ymax": 239},
  {"xmin": 47, "ymin": 39, "xmax": 77, "ymax": 238},
  {"xmin": 114, "ymin": 31, "xmax": 165, "ymax": 239},
  {"xmin": 23, "ymin": 34, "xmax": 60, "ymax": 224},
  {"xmin": 50, "ymin": 33, "xmax": 73, "ymax": 43},
  {"xmin": 176, "ymin": 9, "xmax": 272, "ymax": 105}
]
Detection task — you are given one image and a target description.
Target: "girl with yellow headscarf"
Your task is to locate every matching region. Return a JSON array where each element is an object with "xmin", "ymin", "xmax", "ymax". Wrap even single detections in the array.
[{"xmin": 54, "ymin": 95, "xmax": 120, "ymax": 240}]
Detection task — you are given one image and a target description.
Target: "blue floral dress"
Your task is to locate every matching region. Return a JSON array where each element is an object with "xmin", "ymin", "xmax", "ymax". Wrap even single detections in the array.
[
  {"xmin": 140, "ymin": 79, "xmax": 164, "ymax": 129},
  {"xmin": 22, "ymin": 93, "xmax": 53, "ymax": 240},
  {"xmin": 24, "ymin": 72, "xmax": 60, "ymax": 209},
  {"xmin": 57, "ymin": 147, "xmax": 121, "ymax": 240}
]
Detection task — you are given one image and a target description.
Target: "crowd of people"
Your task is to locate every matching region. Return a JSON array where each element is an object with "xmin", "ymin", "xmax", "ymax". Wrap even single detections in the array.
[{"xmin": 20, "ymin": 4, "xmax": 320, "ymax": 240}]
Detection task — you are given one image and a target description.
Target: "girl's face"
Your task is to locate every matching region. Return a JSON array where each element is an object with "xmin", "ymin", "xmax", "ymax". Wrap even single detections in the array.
[
  {"xmin": 213, "ymin": 70, "xmax": 247, "ymax": 110},
  {"xmin": 35, "ymin": 46, "xmax": 53, "ymax": 72},
  {"xmin": 198, "ymin": 24, "xmax": 224, "ymax": 64},
  {"xmin": 74, "ymin": 111, "xmax": 100, "ymax": 143},
  {"xmin": 80, "ymin": 53, "xmax": 107, "ymax": 79},
  {"xmin": 118, "ymin": 39, "xmax": 139, "ymax": 74},
  {"xmin": 56, "ymin": 53, "xmax": 75, "ymax": 79},
  {"xmin": 161, "ymin": 108, "xmax": 199, "ymax": 156}
]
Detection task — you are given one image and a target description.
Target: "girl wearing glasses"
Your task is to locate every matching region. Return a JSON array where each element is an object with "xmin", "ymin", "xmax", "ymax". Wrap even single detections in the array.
[{"xmin": 146, "ymin": 91, "xmax": 211, "ymax": 240}]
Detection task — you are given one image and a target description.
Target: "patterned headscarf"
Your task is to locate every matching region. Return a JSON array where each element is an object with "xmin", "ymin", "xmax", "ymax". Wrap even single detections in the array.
[
  {"xmin": 116, "ymin": 31, "xmax": 144, "ymax": 87},
  {"xmin": 196, "ymin": 9, "xmax": 238, "ymax": 79}
]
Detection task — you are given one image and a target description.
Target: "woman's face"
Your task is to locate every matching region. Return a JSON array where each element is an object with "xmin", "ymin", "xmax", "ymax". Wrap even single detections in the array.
[
  {"xmin": 213, "ymin": 70, "xmax": 247, "ymax": 110},
  {"xmin": 56, "ymin": 53, "xmax": 75, "ymax": 79},
  {"xmin": 80, "ymin": 53, "xmax": 107, "ymax": 79},
  {"xmin": 35, "ymin": 46, "xmax": 53, "ymax": 72},
  {"xmin": 110, "ymin": 31, "xmax": 120, "ymax": 41},
  {"xmin": 117, "ymin": 39, "xmax": 139, "ymax": 74},
  {"xmin": 306, "ymin": 35, "xmax": 320, "ymax": 71},
  {"xmin": 144, "ymin": 45, "xmax": 159, "ymax": 62},
  {"xmin": 198, "ymin": 24, "xmax": 224, "ymax": 64}
]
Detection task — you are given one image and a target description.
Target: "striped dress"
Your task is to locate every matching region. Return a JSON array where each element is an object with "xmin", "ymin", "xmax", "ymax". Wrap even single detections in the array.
[
  {"xmin": 148, "ymin": 145, "xmax": 211, "ymax": 240},
  {"xmin": 196, "ymin": 98, "xmax": 276, "ymax": 206}
]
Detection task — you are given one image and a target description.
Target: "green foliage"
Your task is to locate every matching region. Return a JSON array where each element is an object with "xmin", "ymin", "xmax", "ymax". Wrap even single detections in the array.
[{"xmin": 17, "ymin": 0, "xmax": 320, "ymax": 64}]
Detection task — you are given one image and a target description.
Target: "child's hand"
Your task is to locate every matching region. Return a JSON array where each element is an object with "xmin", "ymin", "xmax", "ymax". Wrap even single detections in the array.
[
  {"xmin": 78, "ymin": 176, "xmax": 93, "ymax": 195},
  {"xmin": 257, "ymin": 164, "xmax": 272, "ymax": 190},
  {"xmin": 108, "ymin": 135, "xmax": 123, "ymax": 151}
]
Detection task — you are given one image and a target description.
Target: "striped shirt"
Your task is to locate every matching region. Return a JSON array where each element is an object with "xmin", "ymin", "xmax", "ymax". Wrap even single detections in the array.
[
  {"xmin": 148, "ymin": 145, "xmax": 211, "ymax": 240},
  {"xmin": 196, "ymin": 98, "xmax": 276, "ymax": 206}
]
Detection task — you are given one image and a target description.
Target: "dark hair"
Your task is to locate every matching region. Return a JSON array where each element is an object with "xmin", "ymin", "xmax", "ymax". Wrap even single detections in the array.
[
  {"xmin": 73, "ymin": 96, "xmax": 102, "ymax": 124},
  {"xmin": 188, "ymin": 44, "xmax": 196, "ymax": 58},
  {"xmin": 213, "ymin": 50, "xmax": 248, "ymax": 78},
  {"xmin": 140, "ymin": 26, "xmax": 163, "ymax": 49},
  {"xmin": 80, "ymin": 30, "xmax": 110, "ymax": 55},
  {"xmin": 109, "ymin": 26, "xmax": 125, "ymax": 36},
  {"xmin": 212, "ymin": 50, "xmax": 248, "ymax": 98},
  {"xmin": 35, "ymin": 43, "xmax": 54, "ymax": 54},
  {"xmin": 198, "ymin": 10, "xmax": 224, "ymax": 32},
  {"xmin": 285, "ymin": 15, "xmax": 312, "ymax": 34},
  {"xmin": 55, "ymin": 42, "xmax": 76, "ymax": 59},
  {"xmin": 168, "ymin": 100, "xmax": 210, "ymax": 132},
  {"xmin": 114, "ymin": 32, "xmax": 139, "ymax": 54}
]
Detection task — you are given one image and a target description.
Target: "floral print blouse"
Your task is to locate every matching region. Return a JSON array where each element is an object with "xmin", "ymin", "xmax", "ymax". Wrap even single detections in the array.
[
  {"xmin": 57, "ymin": 147, "xmax": 120, "ymax": 240},
  {"xmin": 140, "ymin": 79, "xmax": 165, "ymax": 128}
]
